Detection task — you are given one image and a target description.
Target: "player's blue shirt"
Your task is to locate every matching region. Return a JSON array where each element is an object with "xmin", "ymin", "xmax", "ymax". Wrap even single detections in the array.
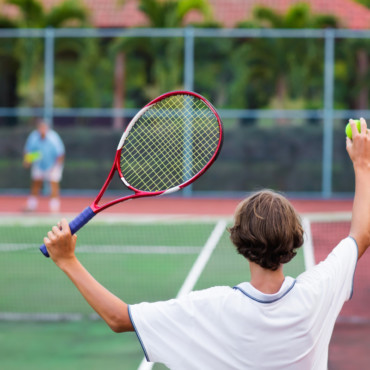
[{"xmin": 24, "ymin": 129, "xmax": 65, "ymax": 170}]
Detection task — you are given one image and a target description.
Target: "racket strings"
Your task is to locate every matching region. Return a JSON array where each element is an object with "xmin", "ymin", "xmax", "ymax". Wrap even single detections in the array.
[
  {"xmin": 123, "ymin": 101, "xmax": 218, "ymax": 191},
  {"xmin": 120, "ymin": 94, "xmax": 220, "ymax": 192}
]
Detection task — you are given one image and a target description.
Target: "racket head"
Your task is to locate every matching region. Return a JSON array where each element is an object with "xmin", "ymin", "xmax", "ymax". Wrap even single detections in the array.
[{"xmin": 116, "ymin": 91, "xmax": 223, "ymax": 195}]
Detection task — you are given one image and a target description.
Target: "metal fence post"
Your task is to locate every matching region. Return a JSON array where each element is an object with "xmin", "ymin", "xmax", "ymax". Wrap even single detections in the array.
[
  {"xmin": 322, "ymin": 29, "xmax": 335, "ymax": 198},
  {"xmin": 44, "ymin": 28, "xmax": 55, "ymax": 126},
  {"xmin": 184, "ymin": 26, "xmax": 194, "ymax": 91},
  {"xmin": 183, "ymin": 26, "xmax": 195, "ymax": 197}
]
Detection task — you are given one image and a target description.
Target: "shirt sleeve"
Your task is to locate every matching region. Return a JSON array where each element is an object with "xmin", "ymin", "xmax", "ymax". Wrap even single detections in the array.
[
  {"xmin": 128, "ymin": 286, "xmax": 231, "ymax": 364},
  {"xmin": 298, "ymin": 237, "xmax": 358, "ymax": 303}
]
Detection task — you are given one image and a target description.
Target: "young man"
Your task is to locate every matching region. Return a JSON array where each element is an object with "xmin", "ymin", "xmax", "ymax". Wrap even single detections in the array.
[
  {"xmin": 23, "ymin": 118, "xmax": 65, "ymax": 213},
  {"xmin": 44, "ymin": 118, "xmax": 370, "ymax": 369}
]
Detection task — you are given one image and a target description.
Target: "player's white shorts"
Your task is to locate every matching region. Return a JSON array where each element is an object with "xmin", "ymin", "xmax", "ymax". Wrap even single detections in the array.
[{"xmin": 31, "ymin": 164, "xmax": 64, "ymax": 182}]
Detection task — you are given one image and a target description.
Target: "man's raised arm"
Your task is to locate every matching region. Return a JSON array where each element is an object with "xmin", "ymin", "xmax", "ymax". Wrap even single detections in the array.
[{"xmin": 346, "ymin": 118, "xmax": 370, "ymax": 259}]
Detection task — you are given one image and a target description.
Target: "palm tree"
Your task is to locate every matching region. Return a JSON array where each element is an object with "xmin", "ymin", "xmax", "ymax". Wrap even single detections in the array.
[
  {"xmin": 353, "ymin": 0, "xmax": 370, "ymax": 7},
  {"xmin": 231, "ymin": 3, "xmax": 339, "ymax": 124},
  {"xmin": 0, "ymin": 14, "xmax": 19, "ymax": 123},
  {"xmin": 110, "ymin": 0, "xmax": 212, "ymax": 129},
  {"xmin": 1, "ymin": 0, "xmax": 90, "ymax": 109},
  {"xmin": 136, "ymin": 0, "xmax": 211, "ymax": 28},
  {"xmin": 335, "ymin": 38, "xmax": 370, "ymax": 111}
]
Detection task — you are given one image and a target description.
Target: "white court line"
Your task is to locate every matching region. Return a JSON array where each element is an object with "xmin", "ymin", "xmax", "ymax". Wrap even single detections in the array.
[
  {"xmin": 176, "ymin": 220, "xmax": 227, "ymax": 297},
  {"xmin": 0, "ymin": 244, "xmax": 34, "ymax": 252},
  {"xmin": 77, "ymin": 245, "xmax": 201, "ymax": 254},
  {"xmin": 137, "ymin": 219, "xmax": 227, "ymax": 370},
  {"xmin": 0, "ymin": 312, "xmax": 83, "ymax": 322},
  {"xmin": 302, "ymin": 217, "xmax": 316, "ymax": 269},
  {"xmin": 0, "ymin": 213, "xmax": 232, "ymax": 224},
  {"xmin": 0, "ymin": 244, "xmax": 201, "ymax": 254}
]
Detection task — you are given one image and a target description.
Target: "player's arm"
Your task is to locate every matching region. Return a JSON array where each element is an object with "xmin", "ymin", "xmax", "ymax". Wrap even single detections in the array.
[
  {"xmin": 44, "ymin": 219, "xmax": 134, "ymax": 333},
  {"xmin": 51, "ymin": 131, "xmax": 65, "ymax": 165},
  {"xmin": 23, "ymin": 152, "xmax": 31, "ymax": 168},
  {"xmin": 56, "ymin": 154, "xmax": 65, "ymax": 165},
  {"xmin": 23, "ymin": 133, "xmax": 35, "ymax": 168},
  {"xmin": 346, "ymin": 118, "xmax": 370, "ymax": 259}
]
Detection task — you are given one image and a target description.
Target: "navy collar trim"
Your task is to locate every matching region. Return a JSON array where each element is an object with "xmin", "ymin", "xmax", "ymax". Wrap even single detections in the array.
[{"xmin": 233, "ymin": 278, "xmax": 296, "ymax": 304}]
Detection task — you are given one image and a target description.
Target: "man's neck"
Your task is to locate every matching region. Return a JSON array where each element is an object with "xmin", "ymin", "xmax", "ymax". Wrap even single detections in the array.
[{"xmin": 249, "ymin": 261, "xmax": 285, "ymax": 294}]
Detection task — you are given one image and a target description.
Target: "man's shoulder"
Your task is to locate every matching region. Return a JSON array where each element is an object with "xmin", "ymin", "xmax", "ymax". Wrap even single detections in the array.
[
  {"xmin": 296, "ymin": 237, "xmax": 357, "ymax": 288},
  {"xmin": 169, "ymin": 286, "xmax": 234, "ymax": 306},
  {"xmin": 47, "ymin": 130, "xmax": 61, "ymax": 140},
  {"xmin": 28, "ymin": 130, "xmax": 39, "ymax": 140},
  {"xmin": 187, "ymin": 286, "xmax": 234, "ymax": 299}
]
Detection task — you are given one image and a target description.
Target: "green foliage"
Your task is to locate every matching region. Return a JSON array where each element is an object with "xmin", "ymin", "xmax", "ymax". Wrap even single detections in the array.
[
  {"xmin": 176, "ymin": 0, "xmax": 212, "ymax": 23},
  {"xmin": 353, "ymin": 0, "xmax": 370, "ymax": 8},
  {"xmin": 0, "ymin": 16, "xmax": 17, "ymax": 28},
  {"xmin": 334, "ymin": 38, "xmax": 370, "ymax": 110},
  {"xmin": 0, "ymin": 0, "xmax": 94, "ymax": 109},
  {"xmin": 0, "ymin": 0, "xmax": 368, "ymax": 118},
  {"xmin": 193, "ymin": 37, "xmax": 234, "ymax": 107},
  {"xmin": 230, "ymin": 2, "xmax": 340, "ymax": 113},
  {"xmin": 7, "ymin": 0, "xmax": 44, "ymax": 27},
  {"xmin": 111, "ymin": 0, "xmax": 213, "ymax": 103},
  {"xmin": 6, "ymin": 0, "xmax": 88, "ymax": 27},
  {"xmin": 252, "ymin": 2, "xmax": 339, "ymax": 28},
  {"xmin": 136, "ymin": 0, "xmax": 211, "ymax": 27},
  {"xmin": 44, "ymin": 0, "xmax": 89, "ymax": 27}
]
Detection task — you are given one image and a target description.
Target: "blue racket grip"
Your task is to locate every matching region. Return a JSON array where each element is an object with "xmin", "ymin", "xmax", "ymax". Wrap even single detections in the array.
[{"xmin": 40, "ymin": 206, "xmax": 96, "ymax": 258}]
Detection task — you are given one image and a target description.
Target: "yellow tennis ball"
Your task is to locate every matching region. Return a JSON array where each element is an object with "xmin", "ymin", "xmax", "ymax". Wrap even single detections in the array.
[
  {"xmin": 345, "ymin": 119, "xmax": 361, "ymax": 140},
  {"xmin": 24, "ymin": 151, "xmax": 41, "ymax": 163}
]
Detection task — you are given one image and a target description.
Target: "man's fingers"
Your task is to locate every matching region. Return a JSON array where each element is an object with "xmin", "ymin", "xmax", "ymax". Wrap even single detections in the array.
[
  {"xmin": 60, "ymin": 218, "xmax": 71, "ymax": 233},
  {"xmin": 47, "ymin": 230, "xmax": 56, "ymax": 241},
  {"xmin": 350, "ymin": 119, "xmax": 359, "ymax": 137},
  {"xmin": 52, "ymin": 225, "xmax": 61, "ymax": 235},
  {"xmin": 359, "ymin": 117, "xmax": 368, "ymax": 136},
  {"xmin": 349, "ymin": 118, "xmax": 369, "ymax": 142},
  {"xmin": 346, "ymin": 137, "xmax": 352, "ymax": 149}
]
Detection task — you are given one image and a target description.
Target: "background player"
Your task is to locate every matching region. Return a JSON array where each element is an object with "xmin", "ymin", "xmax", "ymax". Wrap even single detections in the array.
[{"xmin": 23, "ymin": 118, "xmax": 65, "ymax": 213}]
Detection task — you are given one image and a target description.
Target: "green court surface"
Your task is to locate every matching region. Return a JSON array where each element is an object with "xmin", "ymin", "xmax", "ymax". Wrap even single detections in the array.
[{"xmin": 0, "ymin": 217, "xmax": 305, "ymax": 369}]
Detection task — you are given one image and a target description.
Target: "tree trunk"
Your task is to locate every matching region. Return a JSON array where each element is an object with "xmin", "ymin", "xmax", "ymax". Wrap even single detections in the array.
[
  {"xmin": 355, "ymin": 49, "xmax": 368, "ymax": 110},
  {"xmin": 113, "ymin": 52, "xmax": 126, "ymax": 130},
  {"xmin": 276, "ymin": 74, "xmax": 288, "ymax": 125}
]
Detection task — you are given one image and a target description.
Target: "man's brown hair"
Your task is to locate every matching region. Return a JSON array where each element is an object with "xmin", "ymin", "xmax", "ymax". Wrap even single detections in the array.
[{"xmin": 228, "ymin": 190, "xmax": 304, "ymax": 271}]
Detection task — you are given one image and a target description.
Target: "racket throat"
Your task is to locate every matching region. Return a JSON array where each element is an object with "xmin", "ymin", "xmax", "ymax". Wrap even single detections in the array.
[{"xmin": 161, "ymin": 186, "xmax": 181, "ymax": 195}]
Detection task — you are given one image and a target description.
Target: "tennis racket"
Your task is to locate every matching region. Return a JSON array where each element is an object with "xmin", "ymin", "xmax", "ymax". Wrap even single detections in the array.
[{"xmin": 40, "ymin": 91, "xmax": 223, "ymax": 257}]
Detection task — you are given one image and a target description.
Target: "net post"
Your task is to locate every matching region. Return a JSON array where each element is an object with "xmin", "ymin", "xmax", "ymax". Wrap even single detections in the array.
[
  {"xmin": 44, "ymin": 27, "xmax": 55, "ymax": 126},
  {"xmin": 302, "ymin": 217, "xmax": 316, "ymax": 269},
  {"xmin": 322, "ymin": 28, "xmax": 335, "ymax": 198}
]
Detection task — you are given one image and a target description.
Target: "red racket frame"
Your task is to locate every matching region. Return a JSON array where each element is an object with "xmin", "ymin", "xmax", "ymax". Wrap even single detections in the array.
[
  {"xmin": 92, "ymin": 90, "xmax": 223, "ymax": 212},
  {"xmin": 40, "ymin": 90, "xmax": 223, "ymax": 257}
]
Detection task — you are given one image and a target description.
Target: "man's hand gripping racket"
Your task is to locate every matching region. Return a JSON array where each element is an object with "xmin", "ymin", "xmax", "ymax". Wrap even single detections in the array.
[{"xmin": 40, "ymin": 91, "xmax": 223, "ymax": 257}]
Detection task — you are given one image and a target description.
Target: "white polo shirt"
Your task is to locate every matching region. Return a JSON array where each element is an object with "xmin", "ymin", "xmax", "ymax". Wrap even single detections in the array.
[{"xmin": 128, "ymin": 237, "xmax": 358, "ymax": 370}]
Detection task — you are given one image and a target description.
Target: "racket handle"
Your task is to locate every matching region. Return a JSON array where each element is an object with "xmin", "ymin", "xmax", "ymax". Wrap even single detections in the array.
[
  {"xmin": 40, "ymin": 206, "xmax": 96, "ymax": 258},
  {"xmin": 69, "ymin": 206, "xmax": 96, "ymax": 235}
]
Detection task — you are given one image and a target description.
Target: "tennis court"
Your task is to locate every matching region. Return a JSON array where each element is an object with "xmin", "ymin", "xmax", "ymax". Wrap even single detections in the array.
[
  {"xmin": 1, "ymin": 195, "xmax": 367, "ymax": 369},
  {"xmin": 0, "ymin": 206, "xmax": 309, "ymax": 370},
  {"xmin": 0, "ymin": 0, "xmax": 369, "ymax": 367}
]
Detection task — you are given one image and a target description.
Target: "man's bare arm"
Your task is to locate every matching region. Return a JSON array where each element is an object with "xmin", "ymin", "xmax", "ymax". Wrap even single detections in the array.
[
  {"xmin": 44, "ymin": 219, "xmax": 134, "ymax": 332},
  {"xmin": 346, "ymin": 118, "xmax": 370, "ymax": 259}
]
